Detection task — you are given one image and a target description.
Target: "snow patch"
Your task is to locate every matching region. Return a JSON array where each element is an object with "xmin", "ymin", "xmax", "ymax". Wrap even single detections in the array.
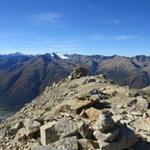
[
  {"xmin": 57, "ymin": 54, "xmax": 69, "ymax": 59},
  {"xmin": 51, "ymin": 53, "xmax": 69, "ymax": 59}
]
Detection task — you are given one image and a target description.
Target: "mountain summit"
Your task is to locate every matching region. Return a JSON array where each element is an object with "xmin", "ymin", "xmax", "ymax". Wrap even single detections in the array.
[{"xmin": 0, "ymin": 69, "xmax": 149, "ymax": 149}]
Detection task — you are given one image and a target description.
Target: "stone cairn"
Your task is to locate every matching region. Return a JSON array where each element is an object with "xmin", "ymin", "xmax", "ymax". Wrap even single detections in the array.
[
  {"xmin": 68, "ymin": 67, "xmax": 89, "ymax": 80},
  {"xmin": 93, "ymin": 110, "xmax": 138, "ymax": 150}
]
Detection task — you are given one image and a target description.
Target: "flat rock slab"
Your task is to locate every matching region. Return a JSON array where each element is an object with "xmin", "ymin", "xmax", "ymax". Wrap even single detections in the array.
[
  {"xmin": 40, "ymin": 118, "xmax": 78, "ymax": 145},
  {"xmin": 32, "ymin": 136, "xmax": 78, "ymax": 150},
  {"xmin": 85, "ymin": 107, "xmax": 100, "ymax": 122},
  {"xmin": 40, "ymin": 121, "xmax": 57, "ymax": 145},
  {"xmin": 67, "ymin": 98, "xmax": 99, "ymax": 112}
]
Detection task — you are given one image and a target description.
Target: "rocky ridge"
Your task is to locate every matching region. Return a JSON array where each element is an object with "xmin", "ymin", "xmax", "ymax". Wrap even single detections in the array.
[
  {"xmin": 0, "ymin": 68, "xmax": 150, "ymax": 150},
  {"xmin": 1, "ymin": 54, "xmax": 150, "ymax": 112}
]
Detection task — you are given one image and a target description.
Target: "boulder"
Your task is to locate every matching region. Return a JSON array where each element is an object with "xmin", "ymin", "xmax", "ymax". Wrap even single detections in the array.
[
  {"xmin": 15, "ymin": 128, "xmax": 27, "ymax": 142},
  {"xmin": 49, "ymin": 136, "xmax": 78, "ymax": 150},
  {"xmin": 40, "ymin": 121, "xmax": 57, "ymax": 145},
  {"xmin": 97, "ymin": 125, "xmax": 138, "ymax": 150},
  {"xmin": 94, "ymin": 111, "xmax": 138, "ymax": 150},
  {"xmin": 85, "ymin": 107, "xmax": 99, "ymax": 122},
  {"xmin": 96, "ymin": 110, "xmax": 115, "ymax": 132},
  {"xmin": 118, "ymin": 124, "xmax": 138, "ymax": 148},
  {"xmin": 54, "ymin": 118, "xmax": 78, "ymax": 138},
  {"xmin": 32, "ymin": 136, "xmax": 78, "ymax": 150},
  {"xmin": 40, "ymin": 118, "xmax": 78, "ymax": 145},
  {"xmin": 68, "ymin": 98, "xmax": 99, "ymax": 113},
  {"xmin": 77, "ymin": 121, "xmax": 93, "ymax": 139},
  {"xmin": 69, "ymin": 67, "xmax": 89, "ymax": 80},
  {"xmin": 24, "ymin": 118, "xmax": 41, "ymax": 137},
  {"xmin": 93, "ymin": 127, "xmax": 119, "ymax": 142},
  {"xmin": 136, "ymin": 96, "xmax": 148, "ymax": 112},
  {"xmin": 9, "ymin": 121, "xmax": 23, "ymax": 135},
  {"xmin": 133, "ymin": 118, "xmax": 150, "ymax": 141}
]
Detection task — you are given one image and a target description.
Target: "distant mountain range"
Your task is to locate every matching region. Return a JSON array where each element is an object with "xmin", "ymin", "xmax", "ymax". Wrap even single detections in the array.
[{"xmin": 0, "ymin": 53, "xmax": 150, "ymax": 111}]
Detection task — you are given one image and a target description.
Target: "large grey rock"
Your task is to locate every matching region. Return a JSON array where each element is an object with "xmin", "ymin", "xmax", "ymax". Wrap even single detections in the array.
[
  {"xmin": 85, "ymin": 107, "xmax": 99, "ymax": 122},
  {"xmin": 98, "ymin": 124, "xmax": 138, "ymax": 150},
  {"xmin": 49, "ymin": 136, "xmax": 78, "ymax": 150},
  {"xmin": 94, "ymin": 127, "xmax": 119, "ymax": 142},
  {"xmin": 32, "ymin": 136, "xmax": 78, "ymax": 150},
  {"xmin": 68, "ymin": 98, "xmax": 99, "ymax": 113},
  {"xmin": 68, "ymin": 67, "xmax": 89, "ymax": 80},
  {"xmin": 40, "ymin": 121, "xmax": 57, "ymax": 145},
  {"xmin": 94, "ymin": 111, "xmax": 138, "ymax": 150},
  {"xmin": 15, "ymin": 127, "xmax": 27, "ymax": 142},
  {"xmin": 54, "ymin": 118, "xmax": 78, "ymax": 137},
  {"xmin": 40, "ymin": 118, "xmax": 78, "ymax": 145},
  {"xmin": 77, "ymin": 121, "xmax": 93, "ymax": 139},
  {"xmin": 9, "ymin": 121, "xmax": 23, "ymax": 135},
  {"xmin": 24, "ymin": 118, "xmax": 41, "ymax": 137},
  {"xmin": 136, "ymin": 96, "xmax": 149, "ymax": 112},
  {"xmin": 133, "ymin": 118, "xmax": 150, "ymax": 142},
  {"xmin": 96, "ymin": 110, "xmax": 115, "ymax": 132}
]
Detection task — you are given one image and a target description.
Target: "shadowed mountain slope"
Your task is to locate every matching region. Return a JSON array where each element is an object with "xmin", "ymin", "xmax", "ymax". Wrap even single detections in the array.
[{"xmin": 0, "ymin": 53, "xmax": 150, "ymax": 111}]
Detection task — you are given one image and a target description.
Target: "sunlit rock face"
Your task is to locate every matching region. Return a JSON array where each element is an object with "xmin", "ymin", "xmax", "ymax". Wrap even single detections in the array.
[{"xmin": 0, "ymin": 71, "xmax": 149, "ymax": 149}]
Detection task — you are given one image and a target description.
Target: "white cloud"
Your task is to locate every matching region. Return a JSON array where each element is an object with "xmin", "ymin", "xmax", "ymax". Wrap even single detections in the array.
[
  {"xmin": 92, "ymin": 34, "xmax": 106, "ymax": 40},
  {"xmin": 30, "ymin": 12, "xmax": 62, "ymax": 23},
  {"xmin": 114, "ymin": 35, "xmax": 140, "ymax": 40}
]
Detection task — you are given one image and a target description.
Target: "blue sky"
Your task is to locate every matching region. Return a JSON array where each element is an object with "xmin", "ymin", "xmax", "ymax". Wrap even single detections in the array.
[{"xmin": 0, "ymin": 0, "xmax": 150, "ymax": 56}]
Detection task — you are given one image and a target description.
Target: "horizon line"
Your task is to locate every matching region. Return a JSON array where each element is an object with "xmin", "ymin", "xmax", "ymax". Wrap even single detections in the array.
[{"xmin": 0, "ymin": 52, "xmax": 150, "ymax": 58}]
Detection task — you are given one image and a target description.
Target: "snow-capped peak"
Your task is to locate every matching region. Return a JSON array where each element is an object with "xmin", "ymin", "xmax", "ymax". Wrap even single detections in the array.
[
  {"xmin": 51, "ymin": 53, "xmax": 69, "ymax": 59},
  {"xmin": 57, "ymin": 54, "xmax": 69, "ymax": 59}
]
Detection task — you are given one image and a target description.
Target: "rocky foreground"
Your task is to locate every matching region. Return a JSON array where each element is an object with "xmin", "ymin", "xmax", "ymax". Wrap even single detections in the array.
[{"xmin": 0, "ymin": 68, "xmax": 150, "ymax": 150}]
